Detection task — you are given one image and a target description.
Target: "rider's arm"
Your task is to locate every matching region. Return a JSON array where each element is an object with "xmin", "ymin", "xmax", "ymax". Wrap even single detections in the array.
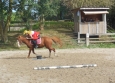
[{"xmin": 29, "ymin": 34, "xmax": 33, "ymax": 39}]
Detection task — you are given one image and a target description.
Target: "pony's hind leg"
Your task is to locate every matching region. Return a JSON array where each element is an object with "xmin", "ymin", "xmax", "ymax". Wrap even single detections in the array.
[
  {"xmin": 49, "ymin": 49, "xmax": 51, "ymax": 58},
  {"xmin": 52, "ymin": 48, "xmax": 57, "ymax": 56},
  {"xmin": 48, "ymin": 48, "xmax": 56, "ymax": 57}
]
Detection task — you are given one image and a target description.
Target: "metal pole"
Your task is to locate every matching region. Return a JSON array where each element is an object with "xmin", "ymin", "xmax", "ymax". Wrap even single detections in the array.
[{"xmin": 34, "ymin": 64, "xmax": 97, "ymax": 70}]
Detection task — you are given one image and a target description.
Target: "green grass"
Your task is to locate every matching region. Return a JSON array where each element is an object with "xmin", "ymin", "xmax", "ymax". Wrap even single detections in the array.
[{"xmin": 1, "ymin": 21, "xmax": 115, "ymax": 51}]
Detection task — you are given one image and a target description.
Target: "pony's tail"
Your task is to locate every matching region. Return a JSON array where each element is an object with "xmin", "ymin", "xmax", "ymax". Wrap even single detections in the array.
[{"xmin": 51, "ymin": 36, "xmax": 62, "ymax": 47}]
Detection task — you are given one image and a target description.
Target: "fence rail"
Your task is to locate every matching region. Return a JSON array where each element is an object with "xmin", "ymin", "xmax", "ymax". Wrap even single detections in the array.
[{"xmin": 77, "ymin": 33, "xmax": 115, "ymax": 46}]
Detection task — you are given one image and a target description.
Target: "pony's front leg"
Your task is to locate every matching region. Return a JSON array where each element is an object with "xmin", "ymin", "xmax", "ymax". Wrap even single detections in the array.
[
  {"xmin": 27, "ymin": 48, "xmax": 32, "ymax": 58},
  {"xmin": 32, "ymin": 48, "xmax": 36, "ymax": 54}
]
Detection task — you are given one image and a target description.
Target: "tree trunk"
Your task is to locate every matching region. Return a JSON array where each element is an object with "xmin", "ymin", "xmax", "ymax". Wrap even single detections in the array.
[
  {"xmin": 40, "ymin": 24, "xmax": 44, "ymax": 30},
  {"xmin": 0, "ymin": 0, "xmax": 12, "ymax": 43},
  {"xmin": 0, "ymin": 21, "xmax": 10, "ymax": 43},
  {"xmin": 0, "ymin": 21, "xmax": 4, "ymax": 42},
  {"xmin": 39, "ymin": 14, "xmax": 45, "ymax": 31}
]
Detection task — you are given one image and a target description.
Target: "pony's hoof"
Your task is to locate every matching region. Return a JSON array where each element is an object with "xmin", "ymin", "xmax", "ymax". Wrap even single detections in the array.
[
  {"xmin": 55, "ymin": 54, "xmax": 58, "ymax": 56},
  {"xmin": 26, "ymin": 57, "xmax": 29, "ymax": 59}
]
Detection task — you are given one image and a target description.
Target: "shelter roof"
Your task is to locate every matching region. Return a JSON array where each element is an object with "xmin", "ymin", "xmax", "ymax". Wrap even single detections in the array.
[
  {"xmin": 83, "ymin": 11, "xmax": 109, "ymax": 15},
  {"xmin": 71, "ymin": 7, "xmax": 109, "ymax": 13}
]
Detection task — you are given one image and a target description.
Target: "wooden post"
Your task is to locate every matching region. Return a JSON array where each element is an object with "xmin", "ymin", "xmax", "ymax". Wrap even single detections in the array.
[
  {"xmin": 86, "ymin": 33, "xmax": 89, "ymax": 46},
  {"xmin": 88, "ymin": 22, "xmax": 90, "ymax": 33},
  {"xmin": 96, "ymin": 22, "xmax": 98, "ymax": 34},
  {"xmin": 104, "ymin": 14, "xmax": 106, "ymax": 33},
  {"xmin": 78, "ymin": 32, "xmax": 80, "ymax": 43}
]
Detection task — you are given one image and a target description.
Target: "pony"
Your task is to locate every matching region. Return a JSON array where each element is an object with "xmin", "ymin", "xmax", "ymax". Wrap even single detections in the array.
[{"xmin": 17, "ymin": 35, "xmax": 62, "ymax": 58}]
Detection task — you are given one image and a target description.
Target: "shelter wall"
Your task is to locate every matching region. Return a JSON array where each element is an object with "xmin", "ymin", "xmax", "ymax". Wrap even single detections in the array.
[
  {"xmin": 74, "ymin": 21, "xmax": 105, "ymax": 34},
  {"xmin": 80, "ymin": 22, "xmax": 104, "ymax": 34}
]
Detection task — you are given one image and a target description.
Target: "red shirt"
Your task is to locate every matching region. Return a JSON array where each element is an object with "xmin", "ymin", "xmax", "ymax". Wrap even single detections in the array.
[{"xmin": 32, "ymin": 31, "xmax": 40, "ymax": 40}]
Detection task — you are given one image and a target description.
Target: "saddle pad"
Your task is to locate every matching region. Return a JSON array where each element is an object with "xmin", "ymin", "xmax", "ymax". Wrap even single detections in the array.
[{"xmin": 37, "ymin": 38, "xmax": 41, "ymax": 44}]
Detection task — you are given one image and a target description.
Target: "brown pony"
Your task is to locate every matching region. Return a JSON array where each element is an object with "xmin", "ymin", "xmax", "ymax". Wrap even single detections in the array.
[{"xmin": 17, "ymin": 36, "xmax": 62, "ymax": 58}]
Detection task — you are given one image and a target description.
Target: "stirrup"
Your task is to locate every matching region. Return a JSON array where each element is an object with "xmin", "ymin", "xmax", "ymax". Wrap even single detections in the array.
[{"xmin": 35, "ymin": 45, "xmax": 38, "ymax": 48}]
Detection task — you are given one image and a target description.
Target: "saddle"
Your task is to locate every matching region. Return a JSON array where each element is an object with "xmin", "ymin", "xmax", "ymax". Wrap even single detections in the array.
[
  {"xmin": 30, "ymin": 38, "xmax": 41, "ymax": 45},
  {"xmin": 36, "ymin": 38, "xmax": 41, "ymax": 44}
]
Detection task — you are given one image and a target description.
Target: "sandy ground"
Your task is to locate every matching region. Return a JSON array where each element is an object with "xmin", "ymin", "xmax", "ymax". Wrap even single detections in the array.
[{"xmin": 0, "ymin": 48, "xmax": 115, "ymax": 83}]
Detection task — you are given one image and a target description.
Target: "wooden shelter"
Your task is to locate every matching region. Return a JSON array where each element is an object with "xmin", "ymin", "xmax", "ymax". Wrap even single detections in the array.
[{"xmin": 71, "ymin": 7, "xmax": 109, "ymax": 42}]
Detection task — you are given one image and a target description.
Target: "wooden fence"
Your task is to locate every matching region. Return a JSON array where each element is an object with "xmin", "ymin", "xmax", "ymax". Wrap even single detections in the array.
[
  {"xmin": 9, "ymin": 22, "xmax": 37, "ymax": 31},
  {"xmin": 77, "ymin": 33, "xmax": 115, "ymax": 46}
]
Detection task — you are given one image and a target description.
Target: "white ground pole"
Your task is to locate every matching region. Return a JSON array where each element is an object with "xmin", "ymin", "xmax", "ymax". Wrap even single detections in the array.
[{"xmin": 34, "ymin": 64, "xmax": 97, "ymax": 70}]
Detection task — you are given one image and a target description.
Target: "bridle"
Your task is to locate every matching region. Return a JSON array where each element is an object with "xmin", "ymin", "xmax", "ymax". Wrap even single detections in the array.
[
  {"xmin": 17, "ymin": 40, "xmax": 21, "ymax": 47},
  {"xmin": 17, "ymin": 36, "xmax": 23, "ymax": 47}
]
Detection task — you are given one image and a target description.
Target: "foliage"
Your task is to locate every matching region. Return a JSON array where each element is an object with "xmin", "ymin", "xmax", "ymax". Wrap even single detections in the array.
[
  {"xmin": 62, "ymin": 0, "xmax": 114, "ymax": 9},
  {"xmin": 107, "ymin": 1, "xmax": 115, "ymax": 29},
  {"xmin": 31, "ymin": 21, "xmax": 74, "ymax": 30},
  {"xmin": 37, "ymin": 0, "xmax": 60, "ymax": 20}
]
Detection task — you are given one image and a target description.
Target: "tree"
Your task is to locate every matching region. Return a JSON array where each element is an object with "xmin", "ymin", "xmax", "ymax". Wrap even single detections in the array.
[
  {"xmin": 14, "ymin": 0, "xmax": 35, "ymax": 30},
  {"xmin": 107, "ymin": 0, "xmax": 115, "ymax": 29},
  {"xmin": 35, "ymin": 0, "xmax": 60, "ymax": 30},
  {"xmin": 37, "ymin": 0, "xmax": 60, "ymax": 19},
  {"xmin": 0, "ymin": 0, "xmax": 33, "ymax": 43},
  {"xmin": 62, "ymin": 0, "xmax": 114, "ymax": 9},
  {"xmin": 0, "ymin": 0, "xmax": 12, "ymax": 43}
]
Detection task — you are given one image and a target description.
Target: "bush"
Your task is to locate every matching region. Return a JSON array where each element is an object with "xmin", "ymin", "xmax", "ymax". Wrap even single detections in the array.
[{"xmin": 32, "ymin": 21, "xmax": 74, "ymax": 30}]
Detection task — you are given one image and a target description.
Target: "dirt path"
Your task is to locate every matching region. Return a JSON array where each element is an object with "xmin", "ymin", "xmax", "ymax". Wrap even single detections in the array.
[{"xmin": 0, "ymin": 48, "xmax": 115, "ymax": 83}]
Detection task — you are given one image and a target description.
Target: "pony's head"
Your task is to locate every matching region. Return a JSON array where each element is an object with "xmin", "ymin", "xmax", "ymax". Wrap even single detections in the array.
[
  {"xmin": 16, "ymin": 36, "xmax": 23, "ymax": 47},
  {"xmin": 17, "ymin": 35, "xmax": 32, "ymax": 48}
]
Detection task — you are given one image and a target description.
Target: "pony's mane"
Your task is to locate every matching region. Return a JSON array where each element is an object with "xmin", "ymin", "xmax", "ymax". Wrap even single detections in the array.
[
  {"xmin": 18, "ymin": 35, "xmax": 31, "ymax": 44},
  {"xmin": 18, "ymin": 35, "xmax": 29, "ymax": 41},
  {"xmin": 19, "ymin": 35, "xmax": 26, "ymax": 39}
]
